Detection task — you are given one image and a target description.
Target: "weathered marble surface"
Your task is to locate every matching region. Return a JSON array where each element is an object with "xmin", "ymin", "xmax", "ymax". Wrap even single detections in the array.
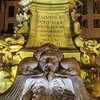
[{"xmin": 0, "ymin": 43, "xmax": 94, "ymax": 100}]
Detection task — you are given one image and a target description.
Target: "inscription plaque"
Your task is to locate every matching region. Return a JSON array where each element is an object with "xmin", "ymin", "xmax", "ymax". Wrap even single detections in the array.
[
  {"xmin": 19, "ymin": 0, "xmax": 76, "ymax": 49},
  {"xmin": 35, "ymin": 12, "xmax": 66, "ymax": 47}
]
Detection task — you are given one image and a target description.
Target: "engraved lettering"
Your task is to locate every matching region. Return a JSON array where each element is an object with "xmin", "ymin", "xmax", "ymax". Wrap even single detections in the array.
[{"xmin": 35, "ymin": 12, "xmax": 68, "ymax": 47}]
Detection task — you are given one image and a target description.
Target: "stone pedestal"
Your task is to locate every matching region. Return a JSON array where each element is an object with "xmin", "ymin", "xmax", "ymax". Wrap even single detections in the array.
[{"xmin": 19, "ymin": 0, "xmax": 76, "ymax": 49}]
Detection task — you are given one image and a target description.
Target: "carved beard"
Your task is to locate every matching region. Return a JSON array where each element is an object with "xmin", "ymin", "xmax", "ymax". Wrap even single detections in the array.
[{"xmin": 22, "ymin": 77, "xmax": 76, "ymax": 100}]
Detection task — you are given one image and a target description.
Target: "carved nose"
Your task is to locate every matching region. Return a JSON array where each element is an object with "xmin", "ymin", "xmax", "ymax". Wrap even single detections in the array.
[
  {"xmin": 46, "ymin": 58, "xmax": 53, "ymax": 64},
  {"xmin": 46, "ymin": 58, "xmax": 53, "ymax": 72}
]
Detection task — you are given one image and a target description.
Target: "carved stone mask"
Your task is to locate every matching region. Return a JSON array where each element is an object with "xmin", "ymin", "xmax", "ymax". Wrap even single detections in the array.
[
  {"xmin": 39, "ymin": 51, "xmax": 59, "ymax": 80},
  {"xmin": 39, "ymin": 51, "xmax": 59, "ymax": 72}
]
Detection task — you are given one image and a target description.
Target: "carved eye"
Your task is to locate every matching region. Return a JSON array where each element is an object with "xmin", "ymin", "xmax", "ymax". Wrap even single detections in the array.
[
  {"xmin": 52, "ymin": 57, "xmax": 58, "ymax": 62},
  {"xmin": 40, "ymin": 57, "xmax": 46, "ymax": 62},
  {"xmin": 42, "ymin": 59, "xmax": 46, "ymax": 62},
  {"xmin": 27, "ymin": 66, "xmax": 33, "ymax": 70}
]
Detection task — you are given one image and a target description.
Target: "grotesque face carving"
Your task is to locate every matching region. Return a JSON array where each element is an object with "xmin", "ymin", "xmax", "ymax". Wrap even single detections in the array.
[
  {"xmin": 39, "ymin": 51, "xmax": 59, "ymax": 72},
  {"xmin": 33, "ymin": 43, "xmax": 64, "ymax": 80},
  {"xmin": 39, "ymin": 51, "xmax": 59, "ymax": 80}
]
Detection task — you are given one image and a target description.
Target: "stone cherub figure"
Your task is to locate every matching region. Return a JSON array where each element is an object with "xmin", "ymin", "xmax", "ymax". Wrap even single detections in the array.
[{"xmin": 0, "ymin": 43, "xmax": 94, "ymax": 100}]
